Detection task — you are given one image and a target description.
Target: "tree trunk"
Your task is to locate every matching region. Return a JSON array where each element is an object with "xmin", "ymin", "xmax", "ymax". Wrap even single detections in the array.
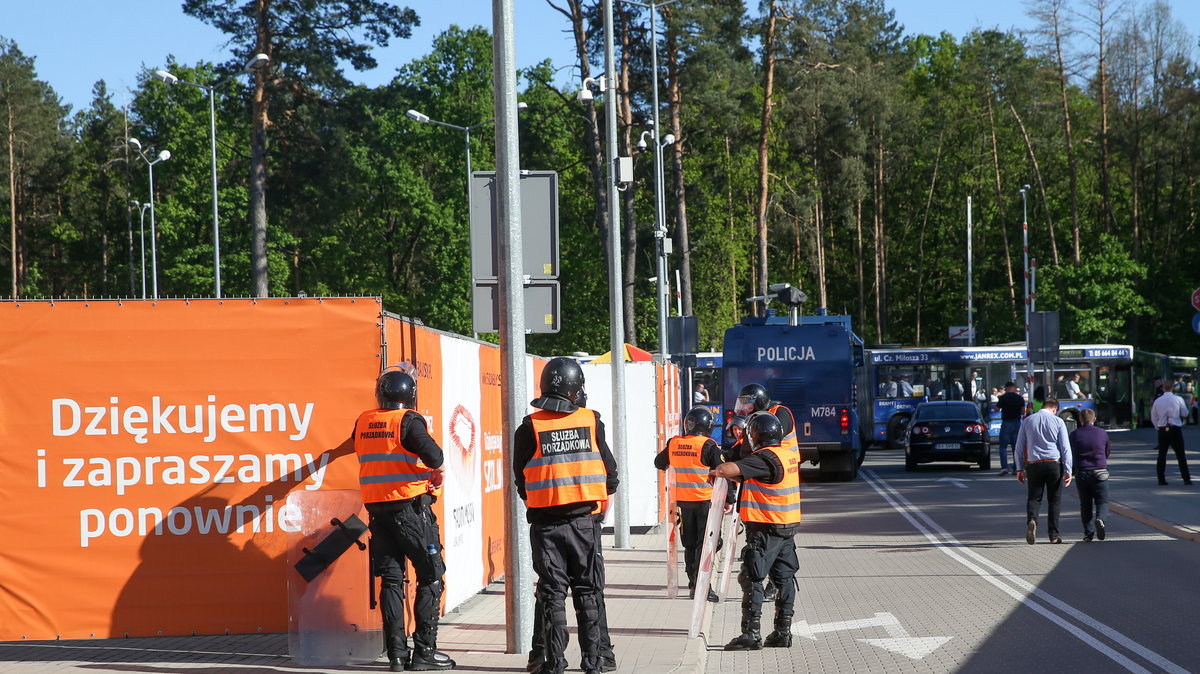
[
  {"xmin": 1008, "ymin": 102, "xmax": 1060, "ymax": 265},
  {"xmin": 985, "ymin": 95, "xmax": 1019, "ymax": 322},
  {"xmin": 6, "ymin": 99, "xmax": 16, "ymax": 297},
  {"xmin": 558, "ymin": 0, "xmax": 609, "ymax": 254},
  {"xmin": 663, "ymin": 6, "xmax": 692, "ymax": 316},
  {"xmin": 914, "ymin": 131, "xmax": 944, "ymax": 345},
  {"xmin": 855, "ymin": 199, "xmax": 865, "ymax": 333},
  {"xmin": 1050, "ymin": 3, "xmax": 1082, "ymax": 265},
  {"xmin": 1093, "ymin": 0, "xmax": 1114, "ymax": 233},
  {"xmin": 618, "ymin": 3, "xmax": 637, "ymax": 344},
  {"xmin": 873, "ymin": 134, "xmax": 886, "ymax": 343},
  {"xmin": 753, "ymin": 1, "xmax": 779, "ymax": 301},
  {"xmin": 250, "ymin": 0, "xmax": 272, "ymax": 297}
]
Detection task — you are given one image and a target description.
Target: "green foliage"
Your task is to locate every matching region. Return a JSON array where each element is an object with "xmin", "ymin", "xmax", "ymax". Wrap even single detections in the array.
[{"xmin": 5, "ymin": 0, "xmax": 1200, "ymax": 360}]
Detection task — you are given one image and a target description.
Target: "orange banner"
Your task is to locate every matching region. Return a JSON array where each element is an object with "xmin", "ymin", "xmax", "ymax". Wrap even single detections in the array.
[{"xmin": 0, "ymin": 298, "xmax": 382, "ymax": 640}]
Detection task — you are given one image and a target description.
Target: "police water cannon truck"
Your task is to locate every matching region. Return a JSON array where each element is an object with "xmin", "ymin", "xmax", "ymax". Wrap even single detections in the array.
[{"xmin": 722, "ymin": 287, "xmax": 870, "ymax": 481}]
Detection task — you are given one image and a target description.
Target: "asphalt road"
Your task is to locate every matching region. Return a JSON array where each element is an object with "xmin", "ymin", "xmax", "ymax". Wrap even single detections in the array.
[{"xmin": 707, "ymin": 430, "xmax": 1200, "ymax": 674}]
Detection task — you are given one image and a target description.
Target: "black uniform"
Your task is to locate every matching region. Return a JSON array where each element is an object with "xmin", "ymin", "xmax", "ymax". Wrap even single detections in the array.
[
  {"xmin": 356, "ymin": 412, "xmax": 449, "ymax": 670},
  {"xmin": 514, "ymin": 396, "xmax": 618, "ymax": 674},
  {"xmin": 654, "ymin": 438, "xmax": 736, "ymax": 590}
]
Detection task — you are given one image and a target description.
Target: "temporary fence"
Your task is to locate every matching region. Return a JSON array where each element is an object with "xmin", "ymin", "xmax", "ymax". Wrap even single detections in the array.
[{"xmin": 0, "ymin": 298, "xmax": 678, "ymax": 642}]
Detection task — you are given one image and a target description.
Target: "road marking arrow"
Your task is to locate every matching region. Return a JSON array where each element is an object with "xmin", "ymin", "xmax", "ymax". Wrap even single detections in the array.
[
  {"xmin": 791, "ymin": 612, "xmax": 951, "ymax": 661},
  {"xmin": 937, "ymin": 477, "xmax": 968, "ymax": 488},
  {"xmin": 858, "ymin": 637, "xmax": 953, "ymax": 660}
]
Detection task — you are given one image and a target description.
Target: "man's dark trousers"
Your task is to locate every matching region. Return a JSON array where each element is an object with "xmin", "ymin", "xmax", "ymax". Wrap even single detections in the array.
[
  {"xmin": 531, "ymin": 516, "xmax": 603, "ymax": 674},
  {"xmin": 679, "ymin": 501, "xmax": 710, "ymax": 586},
  {"xmin": 1076, "ymin": 470, "xmax": 1110, "ymax": 536},
  {"xmin": 1025, "ymin": 461, "xmax": 1063, "ymax": 540},
  {"xmin": 1156, "ymin": 426, "xmax": 1192, "ymax": 483}
]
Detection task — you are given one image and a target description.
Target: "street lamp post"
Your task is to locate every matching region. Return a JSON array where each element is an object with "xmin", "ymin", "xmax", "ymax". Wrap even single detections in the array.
[
  {"xmin": 405, "ymin": 102, "xmax": 528, "ymax": 228},
  {"xmin": 624, "ymin": 0, "xmax": 680, "ymax": 364},
  {"xmin": 154, "ymin": 53, "xmax": 270, "ymax": 299},
  {"xmin": 638, "ymin": 127, "xmax": 676, "ymax": 359},
  {"xmin": 130, "ymin": 200, "xmax": 152, "ymax": 299},
  {"xmin": 128, "ymin": 138, "xmax": 171, "ymax": 300}
]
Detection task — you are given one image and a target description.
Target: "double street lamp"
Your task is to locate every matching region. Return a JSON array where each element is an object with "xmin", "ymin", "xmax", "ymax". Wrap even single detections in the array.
[
  {"xmin": 127, "ymin": 138, "xmax": 170, "ymax": 300},
  {"xmin": 154, "ymin": 53, "xmax": 270, "ymax": 299},
  {"xmin": 129, "ymin": 200, "xmax": 152, "ymax": 299}
]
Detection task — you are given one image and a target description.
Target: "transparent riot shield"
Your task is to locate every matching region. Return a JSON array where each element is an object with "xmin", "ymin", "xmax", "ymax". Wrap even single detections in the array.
[
  {"xmin": 287, "ymin": 489, "xmax": 382, "ymax": 666},
  {"xmin": 687, "ymin": 479, "xmax": 728, "ymax": 638},
  {"xmin": 665, "ymin": 466, "xmax": 679, "ymax": 599},
  {"xmin": 717, "ymin": 482, "xmax": 741, "ymax": 600}
]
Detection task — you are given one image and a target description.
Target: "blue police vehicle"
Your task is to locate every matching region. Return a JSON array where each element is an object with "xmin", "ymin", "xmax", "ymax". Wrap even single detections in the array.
[{"xmin": 722, "ymin": 311, "xmax": 870, "ymax": 481}]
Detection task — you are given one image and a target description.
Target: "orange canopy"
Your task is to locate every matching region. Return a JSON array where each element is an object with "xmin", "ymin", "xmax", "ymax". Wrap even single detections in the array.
[{"xmin": 591, "ymin": 343, "xmax": 655, "ymax": 363}]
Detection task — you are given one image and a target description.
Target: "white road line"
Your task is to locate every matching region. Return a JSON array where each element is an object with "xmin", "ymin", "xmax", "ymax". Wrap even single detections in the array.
[
  {"xmin": 867, "ymin": 474, "xmax": 1189, "ymax": 674},
  {"xmin": 862, "ymin": 469, "xmax": 1188, "ymax": 674}
]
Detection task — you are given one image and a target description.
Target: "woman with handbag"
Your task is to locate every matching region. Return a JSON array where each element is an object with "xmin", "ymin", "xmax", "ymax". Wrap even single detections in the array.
[{"xmin": 1068, "ymin": 407, "xmax": 1112, "ymax": 542}]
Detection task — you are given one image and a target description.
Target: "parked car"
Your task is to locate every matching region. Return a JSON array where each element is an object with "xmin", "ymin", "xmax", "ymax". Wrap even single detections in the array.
[{"xmin": 904, "ymin": 401, "xmax": 990, "ymax": 471}]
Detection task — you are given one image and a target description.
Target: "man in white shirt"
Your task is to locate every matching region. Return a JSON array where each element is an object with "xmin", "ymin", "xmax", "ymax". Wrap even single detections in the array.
[
  {"xmin": 1066, "ymin": 373, "xmax": 1082, "ymax": 400},
  {"xmin": 1015, "ymin": 398, "xmax": 1074, "ymax": 544},
  {"xmin": 1150, "ymin": 386, "xmax": 1192, "ymax": 485}
]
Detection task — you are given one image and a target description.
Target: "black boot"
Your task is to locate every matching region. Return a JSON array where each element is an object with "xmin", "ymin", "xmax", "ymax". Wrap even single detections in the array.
[
  {"xmin": 724, "ymin": 614, "xmax": 762, "ymax": 651},
  {"xmin": 764, "ymin": 622, "xmax": 793, "ymax": 648},
  {"xmin": 386, "ymin": 634, "xmax": 409, "ymax": 672},
  {"xmin": 707, "ymin": 587, "xmax": 720, "ymax": 603},
  {"xmin": 408, "ymin": 649, "xmax": 456, "ymax": 671},
  {"xmin": 765, "ymin": 604, "xmax": 794, "ymax": 647}
]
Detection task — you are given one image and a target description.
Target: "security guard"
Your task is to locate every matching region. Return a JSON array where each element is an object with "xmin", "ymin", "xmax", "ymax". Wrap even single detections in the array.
[
  {"xmin": 724, "ymin": 414, "xmax": 749, "ymax": 459},
  {"xmin": 713, "ymin": 412, "xmax": 801, "ymax": 651},
  {"xmin": 734, "ymin": 383, "xmax": 798, "ymax": 458},
  {"xmin": 527, "ymin": 387, "xmax": 616, "ymax": 674},
  {"xmin": 353, "ymin": 370, "xmax": 455, "ymax": 671},
  {"xmin": 514, "ymin": 357, "xmax": 618, "ymax": 674},
  {"xmin": 655, "ymin": 406, "xmax": 736, "ymax": 602}
]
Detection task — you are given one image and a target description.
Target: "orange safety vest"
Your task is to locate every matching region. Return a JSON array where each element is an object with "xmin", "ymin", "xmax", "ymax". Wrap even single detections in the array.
[
  {"xmin": 524, "ymin": 408, "xmax": 608, "ymax": 509},
  {"xmin": 769, "ymin": 404, "xmax": 800, "ymax": 454},
  {"xmin": 354, "ymin": 408, "xmax": 434, "ymax": 504},
  {"xmin": 666, "ymin": 435, "xmax": 713, "ymax": 502},
  {"xmin": 739, "ymin": 444, "xmax": 802, "ymax": 525}
]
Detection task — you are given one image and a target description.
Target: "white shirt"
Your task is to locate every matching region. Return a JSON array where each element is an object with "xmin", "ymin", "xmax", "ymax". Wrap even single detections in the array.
[
  {"xmin": 1066, "ymin": 379, "xmax": 1081, "ymax": 399},
  {"xmin": 1151, "ymin": 391, "xmax": 1189, "ymax": 428}
]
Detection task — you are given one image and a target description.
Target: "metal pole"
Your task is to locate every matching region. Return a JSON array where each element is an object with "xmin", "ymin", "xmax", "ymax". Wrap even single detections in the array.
[
  {"xmin": 208, "ymin": 86, "xmax": 221, "ymax": 298},
  {"xmin": 650, "ymin": 3, "xmax": 667, "ymax": 362},
  {"xmin": 466, "ymin": 127, "xmax": 479, "ymax": 341},
  {"xmin": 1021, "ymin": 186, "xmax": 1031, "ymax": 398},
  {"xmin": 967, "ymin": 196, "xmax": 973, "ymax": 347},
  {"xmin": 149, "ymin": 161, "xmax": 159, "ymax": 300},
  {"xmin": 139, "ymin": 206, "xmax": 148, "ymax": 299},
  {"xmin": 602, "ymin": 0, "xmax": 631, "ymax": 549},
  {"xmin": 493, "ymin": 0, "xmax": 532, "ymax": 654}
]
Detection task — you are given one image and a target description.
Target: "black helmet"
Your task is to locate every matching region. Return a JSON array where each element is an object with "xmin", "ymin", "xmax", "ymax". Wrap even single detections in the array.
[
  {"xmin": 684, "ymin": 407, "xmax": 714, "ymax": 436},
  {"xmin": 377, "ymin": 371, "xmax": 417, "ymax": 410},
  {"xmin": 539, "ymin": 357, "xmax": 585, "ymax": 403},
  {"xmin": 726, "ymin": 414, "xmax": 748, "ymax": 439},
  {"xmin": 747, "ymin": 412, "xmax": 783, "ymax": 449},
  {"xmin": 736, "ymin": 383, "xmax": 770, "ymax": 414}
]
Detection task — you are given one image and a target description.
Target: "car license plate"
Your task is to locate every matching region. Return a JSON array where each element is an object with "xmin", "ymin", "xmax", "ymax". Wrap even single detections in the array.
[{"xmin": 934, "ymin": 442, "xmax": 961, "ymax": 450}]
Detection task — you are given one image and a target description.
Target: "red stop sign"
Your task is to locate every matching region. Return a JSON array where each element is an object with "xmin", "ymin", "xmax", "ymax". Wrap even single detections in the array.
[{"xmin": 1193, "ymin": 288, "xmax": 1200, "ymax": 311}]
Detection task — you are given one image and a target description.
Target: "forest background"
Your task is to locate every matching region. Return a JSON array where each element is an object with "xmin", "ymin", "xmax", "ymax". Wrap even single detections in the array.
[{"xmin": 2, "ymin": 0, "xmax": 1198, "ymax": 356}]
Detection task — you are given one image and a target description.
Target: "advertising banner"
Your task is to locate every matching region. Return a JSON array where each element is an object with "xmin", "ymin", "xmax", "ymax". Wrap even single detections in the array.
[{"xmin": 0, "ymin": 298, "xmax": 381, "ymax": 641}]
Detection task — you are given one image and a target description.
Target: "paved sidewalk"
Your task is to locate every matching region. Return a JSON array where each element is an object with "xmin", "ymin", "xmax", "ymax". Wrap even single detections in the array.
[
  {"xmin": 0, "ymin": 527, "xmax": 720, "ymax": 674},
  {"xmin": 5, "ymin": 427, "xmax": 1197, "ymax": 673}
]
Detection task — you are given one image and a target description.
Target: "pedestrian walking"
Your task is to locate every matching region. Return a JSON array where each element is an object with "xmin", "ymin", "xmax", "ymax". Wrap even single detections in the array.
[
  {"xmin": 996, "ymin": 382, "xmax": 1024, "ymax": 476},
  {"xmin": 1069, "ymin": 408, "xmax": 1111, "ymax": 541},
  {"xmin": 352, "ymin": 370, "xmax": 455, "ymax": 671},
  {"xmin": 713, "ymin": 412, "xmax": 801, "ymax": 651},
  {"xmin": 1015, "ymin": 397, "xmax": 1073, "ymax": 544},
  {"xmin": 655, "ymin": 407, "xmax": 736, "ymax": 602},
  {"xmin": 1151, "ymin": 385, "xmax": 1192, "ymax": 485},
  {"xmin": 514, "ymin": 357, "xmax": 618, "ymax": 674}
]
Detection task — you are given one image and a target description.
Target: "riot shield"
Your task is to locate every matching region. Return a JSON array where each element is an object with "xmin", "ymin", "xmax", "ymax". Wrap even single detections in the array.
[
  {"xmin": 286, "ymin": 489, "xmax": 382, "ymax": 666},
  {"xmin": 665, "ymin": 466, "xmax": 679, "ymax": 599},
  {"xmin": 717, "ymin": 482, "xmax": 741, "ymax": 600},
  {"xmin": 687, "ymin": 479, "xmax": 728, "ymax": 639}
]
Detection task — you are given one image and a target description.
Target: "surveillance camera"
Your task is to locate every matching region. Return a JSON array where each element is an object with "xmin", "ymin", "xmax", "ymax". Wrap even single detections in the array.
[
  {"xmin": 768, "ymin": 283, "xmax": 791, "ymax": 292},
  {"xmin": 663, "ymin": 133, "xmax": 676, "ymax": 146},
  {"xmin": 578, "ymin": 88, "xmax": 594, "ymax": 103}
]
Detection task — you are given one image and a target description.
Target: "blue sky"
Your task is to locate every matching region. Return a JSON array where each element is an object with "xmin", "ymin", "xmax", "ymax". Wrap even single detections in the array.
[{"xmin": 4, "ymin": 1, "xmax": 1200, "ymax": 113}]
